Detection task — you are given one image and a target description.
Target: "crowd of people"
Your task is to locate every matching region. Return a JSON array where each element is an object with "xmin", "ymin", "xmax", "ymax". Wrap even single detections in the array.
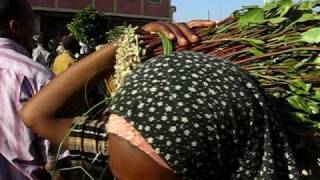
[
  {"xmin": 31, "ymin": 33, "xmax": 82, "ymax": 75},
  {"xmin": 0, "ymin": 0, "xmax": 303, "ymax": 179}
]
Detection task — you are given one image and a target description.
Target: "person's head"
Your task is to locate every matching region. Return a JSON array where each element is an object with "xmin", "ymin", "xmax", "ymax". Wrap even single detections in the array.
[
  {"xmin": 0, "ymin": 0, "xmax": 34, "ymax": 50},
  {"xmin": 34, "ymin": 33, "xmax": 47, "ymax": 46},
  {"xmin": 62, "ymin": 35, "xmax": 80, "ymax": 55}
]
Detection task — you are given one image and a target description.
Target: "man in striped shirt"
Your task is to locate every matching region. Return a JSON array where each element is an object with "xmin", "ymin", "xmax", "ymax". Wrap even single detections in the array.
[{"xmin": 0, "ymin": 0, "xmax": 56, "ymax": 179}]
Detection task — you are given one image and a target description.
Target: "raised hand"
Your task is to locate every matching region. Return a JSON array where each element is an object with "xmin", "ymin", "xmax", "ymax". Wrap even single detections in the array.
[{"xmin": 141, "ymin": 20, "xmax": 215, "ymax": 46}]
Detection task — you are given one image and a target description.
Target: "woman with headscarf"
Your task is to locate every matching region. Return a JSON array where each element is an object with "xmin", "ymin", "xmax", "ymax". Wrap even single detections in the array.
[{"xmin": 20, "ymin": 21, "xmax": 299, "ymax": 180}]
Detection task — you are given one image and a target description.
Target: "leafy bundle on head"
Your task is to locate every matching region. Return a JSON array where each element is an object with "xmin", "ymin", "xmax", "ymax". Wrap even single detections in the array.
[
  {"xmin": 105, "ymin": 1, "xmax": 320, "ymax": 173},
  {"xmin": 110, "ymin": 0, "xmax": 320, "ymax": 129}
]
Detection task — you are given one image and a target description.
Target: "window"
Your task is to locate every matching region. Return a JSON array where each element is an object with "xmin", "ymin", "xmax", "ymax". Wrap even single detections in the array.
[{"xmin": 149, "ymin": 0, "xmax": 162, "ymax": 4}]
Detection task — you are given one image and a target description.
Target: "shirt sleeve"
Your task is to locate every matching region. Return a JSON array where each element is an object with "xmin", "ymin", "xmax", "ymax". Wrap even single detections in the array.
[
  {"xmin": 20, "ymin": 76, "xmax": 60, "ymax": 162},
  {"xmin": 67, "ymin": 117, "xmax": 109, "ymax": 167}
]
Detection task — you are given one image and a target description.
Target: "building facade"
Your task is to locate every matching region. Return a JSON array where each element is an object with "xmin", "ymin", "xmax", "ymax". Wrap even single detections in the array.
[{"xmin": 29, "ymin": 0, "xmax": 172, "ymax": 38}]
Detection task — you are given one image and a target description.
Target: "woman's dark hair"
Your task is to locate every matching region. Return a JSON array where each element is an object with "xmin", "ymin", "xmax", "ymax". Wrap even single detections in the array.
[
  {"xmin": 36, "ymin": 33, "xmax": 48, "ymax": 45},
  {"xmin": 0, "ymin": 0, "xmax": 27, "ymax": 29}
]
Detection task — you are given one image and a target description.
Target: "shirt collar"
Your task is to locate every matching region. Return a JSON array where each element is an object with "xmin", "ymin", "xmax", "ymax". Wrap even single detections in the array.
[{"xmin": 0, "ymin": 38, "xmax": 29, "ymax": 57}]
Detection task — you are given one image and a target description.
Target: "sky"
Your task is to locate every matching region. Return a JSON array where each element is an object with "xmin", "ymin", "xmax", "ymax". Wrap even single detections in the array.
[{"xmin": 171, "ymin": 0, "xmax": 265, "ymax": 22}]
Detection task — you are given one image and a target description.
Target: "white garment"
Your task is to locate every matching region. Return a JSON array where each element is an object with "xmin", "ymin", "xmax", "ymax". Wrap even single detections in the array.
[
  {"xmin": 32, "ymin": 44, "xmax": 52, "ymax": 69},
  {"xmin": 79, "ymin": 42, "xmax": 89, "ymax": 55}
]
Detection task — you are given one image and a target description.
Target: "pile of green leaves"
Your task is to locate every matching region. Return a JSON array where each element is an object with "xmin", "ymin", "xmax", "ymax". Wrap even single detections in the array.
[
  {"xmin": 140, "ymin": 0, "xmax": 320, "ymax": 132},
  {"xmin": 67, "ymin": 6, "xmax": 108, "ymax": 49},
  {"xmin": 105, "ymin": 26, "xmax": 126, "ymax": 43}
]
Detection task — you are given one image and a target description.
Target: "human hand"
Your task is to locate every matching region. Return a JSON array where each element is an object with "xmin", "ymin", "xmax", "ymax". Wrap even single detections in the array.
[{"xmin": 141, "ymin": 20, "xmax": 215, "ymax": 46}]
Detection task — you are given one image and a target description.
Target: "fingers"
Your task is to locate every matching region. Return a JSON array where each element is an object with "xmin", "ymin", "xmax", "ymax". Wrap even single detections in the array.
[
  {"xmin": 187, "ymin": 20, "xmax": 216, "ymax": 28},
  {"xmin": 141, "ymin": 22, "xmax": 175, "ymax": 40},
  {"xmin": 160, "ymin": 21, "xmax": 188, "ymax": 46},
  {"xmin": 141, "ymin": 20, "xmax": 215, "ymax": 46},
  {"xmin": 141, "ymin": 21, "xmax": 191, "ymax": 46},
  {"xmin": 175, "ymin": 23, "xmax": 199, "ymax": 43}
]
